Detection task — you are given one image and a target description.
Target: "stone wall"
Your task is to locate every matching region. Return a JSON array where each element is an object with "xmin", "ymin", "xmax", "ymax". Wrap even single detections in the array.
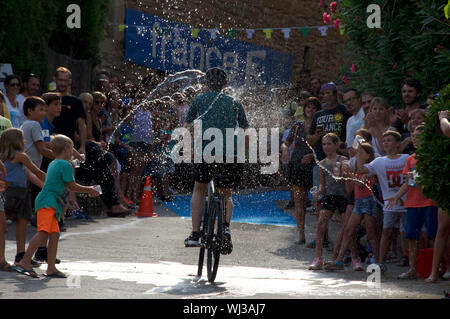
[{"xmin": 98, "ymin": 0, "xmax": 345, "ymax": 87}]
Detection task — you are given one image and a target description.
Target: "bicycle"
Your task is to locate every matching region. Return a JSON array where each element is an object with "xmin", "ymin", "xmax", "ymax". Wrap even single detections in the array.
[{"xmin": 195, "ymin": 180, "xmax": 227, "ymax": 283}]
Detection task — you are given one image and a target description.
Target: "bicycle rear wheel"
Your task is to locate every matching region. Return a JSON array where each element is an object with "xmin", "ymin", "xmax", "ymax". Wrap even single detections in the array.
[{"xmin": 206, "ymin": 197, "xmax": 223, "ymax": 283}]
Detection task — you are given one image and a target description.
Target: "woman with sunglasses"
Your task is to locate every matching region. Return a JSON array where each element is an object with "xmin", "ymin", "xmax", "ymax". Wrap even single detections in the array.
[{"xmin": 4, "ymin": 75, "xmax": 25, "ymax": 128}]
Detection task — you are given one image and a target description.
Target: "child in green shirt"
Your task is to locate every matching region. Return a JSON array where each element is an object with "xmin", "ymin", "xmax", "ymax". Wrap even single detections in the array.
[{"xmin": 15, "ymin": 135, "xmax": 100, "ymax": 278}]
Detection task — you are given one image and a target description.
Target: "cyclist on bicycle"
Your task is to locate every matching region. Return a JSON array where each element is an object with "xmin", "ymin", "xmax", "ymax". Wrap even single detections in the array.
[{"xmin": 183, "ymin": 67, "xmax": 249, "ymax": 254}]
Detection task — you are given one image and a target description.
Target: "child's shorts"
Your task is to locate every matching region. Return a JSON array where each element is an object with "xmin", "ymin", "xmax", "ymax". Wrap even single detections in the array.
[
  {"xmin": 320, "ymin": 195, "xmax": 348, "ymax": 214},
  {"xmin": 4, "ymin": 186, "xmax": 32, "ymax": 220},
  {"xmin": 37, "ymin": 208, "xmax": 60, "ymax": 234},
  {"xmin": 354, "ymin": 196, "xmax": 377, "ymax": 217},
  {"xmin": 405, "ymin": 206, "xmax": 438, "ymax": 240},
  {"xmin": 383, "ymin": 210, "xmax": 406, "ymax": 232}
]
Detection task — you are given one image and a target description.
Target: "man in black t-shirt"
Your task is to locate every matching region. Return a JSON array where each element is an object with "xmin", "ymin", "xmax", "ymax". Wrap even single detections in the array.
[
  {"xmin": 52, "ymin": 67, "xmax": 87, "ymax": 155},
  {"xmin": 307, "ymin": 82, "xmax": 351, "ymax": 160},
  {"xmin": 393, "ymin": 78, "xmax": 427, "ymax": 135}
]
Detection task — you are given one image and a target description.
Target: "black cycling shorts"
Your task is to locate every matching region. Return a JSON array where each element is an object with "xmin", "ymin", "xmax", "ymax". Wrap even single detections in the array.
[{"xmin": 193, "ymin": 160, "xmax": 243, "ymax": 189}]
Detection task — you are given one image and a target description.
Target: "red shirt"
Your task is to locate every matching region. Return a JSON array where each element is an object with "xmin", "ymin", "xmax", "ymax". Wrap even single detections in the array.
[
  {"xmin": 354, "ymin": 173, "xmax": 375, "ymax": 199},
  {"xmin": 402, "ymin": 154, "xmax": 436, "ymax": 208}
]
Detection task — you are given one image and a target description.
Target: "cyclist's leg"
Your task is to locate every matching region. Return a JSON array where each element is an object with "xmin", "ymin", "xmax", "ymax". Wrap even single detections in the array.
[
  {"xmin": 191, "ymin": 182, "xmax": 208, "ymax": 233},
  {"xmin": 218, "ymin": 188, "xmax": 233, "ymax": 225}
]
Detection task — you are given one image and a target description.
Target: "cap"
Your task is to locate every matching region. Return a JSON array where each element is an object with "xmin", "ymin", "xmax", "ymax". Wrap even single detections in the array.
[{"xmin": 321, "ymin": 82, "xmax": 337, "ymax": 91}]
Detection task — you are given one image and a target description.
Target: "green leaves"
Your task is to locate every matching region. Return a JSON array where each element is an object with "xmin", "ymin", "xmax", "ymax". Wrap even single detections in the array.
[
  {"xmin": 0, "ymin": 0, "xmax": 111, "ymax": 81},
  {"xmin": 339, "ymin": 0, "xmax": 450, "ymax": 107},
  {"xmin": 416, "ymin": 84, "xmax": 450, "ymax": 214}
]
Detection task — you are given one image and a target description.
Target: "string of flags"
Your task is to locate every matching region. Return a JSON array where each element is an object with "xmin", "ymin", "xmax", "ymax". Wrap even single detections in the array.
[{"xmin": 116, "ymin": 23, "xmax": 345, "ymax": 38}]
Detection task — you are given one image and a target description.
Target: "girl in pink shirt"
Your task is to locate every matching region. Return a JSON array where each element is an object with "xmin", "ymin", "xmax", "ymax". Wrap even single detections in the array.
[{"xmin": 325, "ymin": 142, "xmax": 380, "ymax": 270}]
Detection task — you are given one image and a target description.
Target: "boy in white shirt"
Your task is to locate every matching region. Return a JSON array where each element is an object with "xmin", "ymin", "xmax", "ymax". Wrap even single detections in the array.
[{"xmin": 357, "ymin": 130, "xmax": 409, "ymax": 272}]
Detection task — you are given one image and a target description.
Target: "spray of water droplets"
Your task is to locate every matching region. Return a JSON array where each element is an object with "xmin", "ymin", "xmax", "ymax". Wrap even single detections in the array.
[{"xmin": 104, "ymin": 68, "xmax": 381, "ymax": 209}]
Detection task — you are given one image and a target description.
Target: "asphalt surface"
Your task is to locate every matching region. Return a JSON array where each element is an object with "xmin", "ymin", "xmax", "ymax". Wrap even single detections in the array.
[{"xmin": 1, "ymin": 195, "xmax": 449, "ymax": 300}]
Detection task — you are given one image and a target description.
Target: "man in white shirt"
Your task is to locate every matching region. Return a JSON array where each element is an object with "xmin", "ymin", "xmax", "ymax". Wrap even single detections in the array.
[
  {"xmin": 343, "ymin": 88, "xmax": 365, "ymax": 158},
  {"xmin": 16, "ymin": 73, "xmax": 41, "ymax": 124}
]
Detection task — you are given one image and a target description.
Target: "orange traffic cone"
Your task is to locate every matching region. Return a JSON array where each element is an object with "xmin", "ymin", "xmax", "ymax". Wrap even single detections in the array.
[{"xmin": 135, "ymin": 176, "xmax": 157, "ymax": 217}]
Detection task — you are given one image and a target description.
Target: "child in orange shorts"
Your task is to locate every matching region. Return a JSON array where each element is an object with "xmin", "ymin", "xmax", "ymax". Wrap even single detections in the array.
[{"xmin": 16, "ymin": 135, "xmax": 100, "ymax": 278}]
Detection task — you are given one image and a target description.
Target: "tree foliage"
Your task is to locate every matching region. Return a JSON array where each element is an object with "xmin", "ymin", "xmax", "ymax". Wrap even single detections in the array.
[
  {"xmin": 415, "ymin": 84, "xmax": 450, "ymax": 214},
  {"xmin": 0, "ymin": 0, "xmax": 110, "ymax": 81},
  {"xmin": 334, "ymin": 0, "xmax": 450, "ymax": 107}
]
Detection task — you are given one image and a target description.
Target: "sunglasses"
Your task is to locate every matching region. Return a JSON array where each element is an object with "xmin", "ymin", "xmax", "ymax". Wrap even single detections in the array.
[
  {"xmin": 94, "ymin": 101, "xmax": 105, "ymax": 105},
  {"xmin": 320, "ymin": 91, "xmax": 334, "ymax": 96}
]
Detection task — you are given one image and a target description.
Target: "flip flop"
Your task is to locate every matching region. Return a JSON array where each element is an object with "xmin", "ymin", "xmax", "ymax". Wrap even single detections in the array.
[
  {"xmin": 44, "ymin": 270, "xmax": 67, "ymax": 278},
  {"xmin": 0, "ymin": 261, "xmax": 13, "ymax": 272},
  {"xmin": 13, "ymin": 265, "xmax": 40, "ymax": 278}
]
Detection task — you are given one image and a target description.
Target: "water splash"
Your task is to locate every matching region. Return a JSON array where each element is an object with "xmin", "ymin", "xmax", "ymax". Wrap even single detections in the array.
[{"xmin": 301, "ymin": 136, "xmax": 384, "ymax": 207}]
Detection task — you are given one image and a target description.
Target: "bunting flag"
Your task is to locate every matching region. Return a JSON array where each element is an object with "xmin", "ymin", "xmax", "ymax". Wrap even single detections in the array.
[
  {"xmin": 246, "ymin": 29, "xmax": 255, "ymax": 39},
  {"xmin": 191, "ymin": 28, "xmax": 200, "ymax": 38},
  {"xmin": 263, "ymin": 29, "xmax": 273, "ymax": 39},
  {"xmin": 209, "ymin": 29, "xmax": 219, "ymax": 39},
  {"xmin": 318, "ymin": 26, "xmax": 328, "ymax": 36},
  {"xmin": 281, "ymin": 28, "xmax": 291, "ymax": 39},
  {"xmin": 115, "ymin": 23, "xmax": 343, "ymax": 39},
  {"xmin": 300, "ymin": 28, "xmax": 309, "ymax": 37}
]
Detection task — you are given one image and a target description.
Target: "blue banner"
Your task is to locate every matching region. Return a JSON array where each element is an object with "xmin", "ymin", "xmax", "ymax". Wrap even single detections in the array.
[{"xmin": 124, "ymin": 9, "xmax": 292, "ymax": 87}]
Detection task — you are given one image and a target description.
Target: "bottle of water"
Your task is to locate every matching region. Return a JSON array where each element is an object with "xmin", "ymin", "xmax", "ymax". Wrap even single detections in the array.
[
  {"xmin": 310, "ymin": 186, "xmax": 319, "ymax": 197},
  {"xmin": 72, "ymin": 159, "xmax": 80, "ymax": 168},
  {"xmin": 408, "ymin": 171, "xmax": 418, "ymax": 187}
]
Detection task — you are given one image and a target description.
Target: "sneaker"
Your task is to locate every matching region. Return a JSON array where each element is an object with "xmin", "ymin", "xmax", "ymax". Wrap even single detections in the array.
[
  {"xmin": 324, "ymin": 259, "xmax": 344, "ymax": 271},
  {"xmin": 352, "ymin": 260, "xmax": 364, "ymax": 271},
  {"xmin": 221, "ymin": 228, "xmax": 233, "ymax": 255},
  {"xmin": 309, "ymin": 257, "xmax": 323, "ymax": 270},
  {"xmin": 184, "ymin": 232, "xmax": 202, "ymax": 247},
  {"xmin": 442, "ymin": 272, "xmax": 450, "ymax": 280},
  {"xmin": 33, "ymin": 247, "xmax": 61, "ymax": 264},
  {"xmin": 398, "ymin": 271, "xmax": 418, "ymax": 280}
]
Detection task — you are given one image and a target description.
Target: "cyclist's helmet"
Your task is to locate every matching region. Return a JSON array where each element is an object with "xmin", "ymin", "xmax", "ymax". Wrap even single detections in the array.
[{"xmin": 205, "ymin": 67, "xmax": 227, "ymax": 89}]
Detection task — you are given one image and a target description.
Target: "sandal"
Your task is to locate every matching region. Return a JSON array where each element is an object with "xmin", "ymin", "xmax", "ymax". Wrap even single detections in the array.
[
  {"xmin": 44, "ymin": 270, "xmax": 67, "ymax": 278},
  {"xmin": 0, "ymin": 261, "xmax": 13, "ymax": 272},
  {"xmin": 424, "ymin": 275, "xmax": 438, "ymax": 283},
  {"xmin": 13, "ymin": 265, "xmax": 40, "ymax": 278}
]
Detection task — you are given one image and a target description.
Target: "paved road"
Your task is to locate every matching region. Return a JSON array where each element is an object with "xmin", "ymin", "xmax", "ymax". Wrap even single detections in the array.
[{"xmin": 1, "ymin": 198, "xmax": 448, "ymax": 300}]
